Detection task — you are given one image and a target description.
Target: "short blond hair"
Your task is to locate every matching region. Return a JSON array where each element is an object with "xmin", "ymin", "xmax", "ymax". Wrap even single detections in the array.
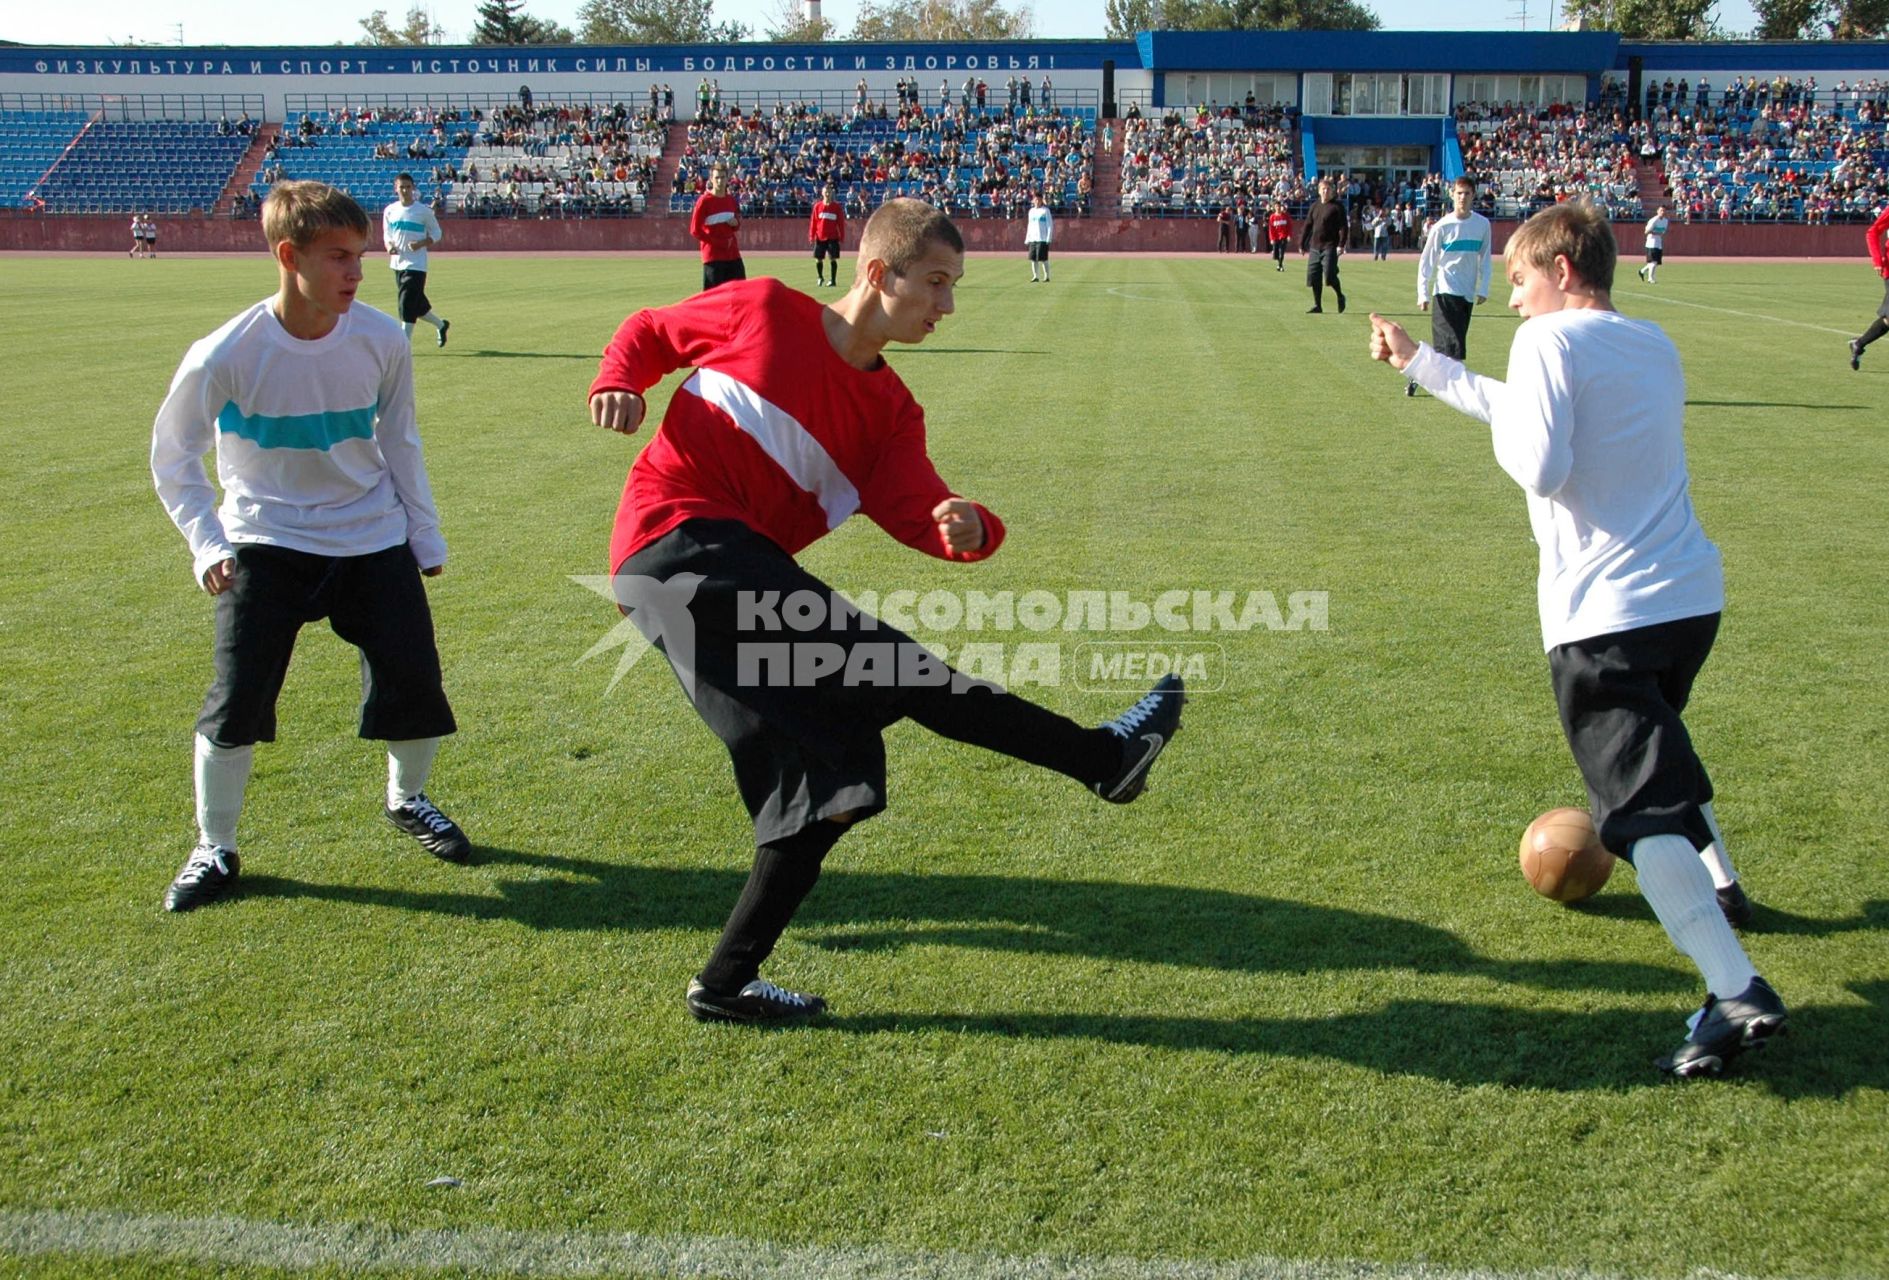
[
  {"xmin": 859, "ymin": 198, "xmax": 962, "ymax": 276},
  {"xmin": 1505, "ymin": 199, "xmax": 1616, "ymax": 292},
  {"xmin": 261, "ymin": 180, "xmax": 370, "ymax": 250}
]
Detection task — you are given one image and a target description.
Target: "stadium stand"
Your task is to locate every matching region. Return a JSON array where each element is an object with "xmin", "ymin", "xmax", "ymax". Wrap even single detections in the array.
[
  {"xmin": 28, "ymin": 120, "xmax": 250, "ymax": 214},
  {"xmin": 0, "ymin": 109, "xmax": 91, "ymax": 208},
  {"xmin": 668, "ymin": 97, "xmax": 1098, "ymax": 220},
  {"xmin": 247, "ymin": 107, "xmax": 476, "ymax": 215},
  {"xmin": 1117, "ymin": 107, "xmax": 1303, "ymax": 217},
  {"xmin": 1455, "ymin": 104, "xmax": 1643, "ymax": 220}
]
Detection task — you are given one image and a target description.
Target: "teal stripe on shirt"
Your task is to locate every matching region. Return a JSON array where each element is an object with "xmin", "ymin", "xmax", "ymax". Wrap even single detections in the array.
[
  {"xmin": 387, "ymin": 218, "xmax": 428, "ymax": 234},
  {"xmin": 1441, "ymin": 238, "xmax": 1484, "ymax": 252},
  {"xmin": 217, "ymin": 401, "xmax": 376, "ymax": 451}
]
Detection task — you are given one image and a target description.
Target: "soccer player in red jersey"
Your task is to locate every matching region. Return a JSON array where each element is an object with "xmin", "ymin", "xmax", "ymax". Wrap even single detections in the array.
[
  {"xmin": 687, "ymin": 164, "xmax": 743, "ymax": 292},
  {"xmin": 586, "ymin": 200, "xmax": 1185, "ymax": 1025},
  {"xmin": 808, "ymin": 181, "xmax": 845, "ymax": 289},
  {"xmin": 1849, "ymin": 203, "xmax": 1889, "ymax": 370}
]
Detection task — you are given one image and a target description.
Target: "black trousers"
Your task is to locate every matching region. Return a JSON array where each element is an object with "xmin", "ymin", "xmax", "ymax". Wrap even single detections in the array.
[
  {"xmin": 1548, "ymin": 613, "xmax": 1719, "ymax": 860},
  {"xmin": 702, "ymin": 257, "xmax": 747, "ymax": 291},
  {"xmin": 198, "ymin": 542, "xmax": 456, "ymax": 747},
  {"xmin": 1429, "ymin": 293, "xmax": 1474, "ymax": 360}
]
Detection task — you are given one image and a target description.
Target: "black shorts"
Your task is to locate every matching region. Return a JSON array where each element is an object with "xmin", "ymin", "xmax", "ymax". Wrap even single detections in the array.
[
  {"xmin": 1645, "ymin": 247, "xmax": 1665, "ymax": 264},
  {"xmin": 1305, "ymin": 246, "xmax": 1341, "ymax": 286},
  {"xmin": 394, "ymin": 269, "xmax": 432, "ymax": 322},
  {"xmin": 614, "ymin": 519, "xmax": 988, "ymax": 845},
  {"xmin": 1027, "ymin": 242, "xmax": 1050, "ymax": 262},
  {"xmin": 197, "ymin": 542, "xmax": 456, "ymax": 748},
  {"xmin": 813, "ymin": 239, "xmax": 840, "ymax": 260},
  {"xmin": 702, "ymin": 257, "xmax": 747, "ymax": 291},
  {"xmin": 1429, "ymin": 293, "xmax": 1474, "ymax": 360},
  {"xmin": 1548, "ymin": 612, "xmax": 1719, "ymax": 860}
]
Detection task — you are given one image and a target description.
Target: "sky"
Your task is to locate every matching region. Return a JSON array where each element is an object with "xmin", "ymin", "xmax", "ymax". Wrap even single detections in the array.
[{"xmin": 3, "ymin": 0, "xmax": 1763, "ymax": 48}]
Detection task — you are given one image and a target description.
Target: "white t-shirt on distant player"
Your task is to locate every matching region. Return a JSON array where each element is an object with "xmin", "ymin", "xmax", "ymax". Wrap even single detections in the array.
[
  {"xmin": 383, "ymin": 198, "xmax": 443, "ymax": 272},
  {"xmin": 1645, "ymin": 215, "xmax": 1670, "ymax": 249},
  {"xmin": 1025, "ymin": 204, "xmax": 1053, "ymax": 245}
]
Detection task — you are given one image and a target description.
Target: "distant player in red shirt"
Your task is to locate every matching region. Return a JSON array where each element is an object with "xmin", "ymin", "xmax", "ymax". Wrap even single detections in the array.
[
  {"xmin": 1267, "ymin": 203, "xmax": 1292, "ymax": 272},
  {"xmin": 808, "ymin": 181, "xmax": 845, "ymax": 289},
  {"xmin": 687, "ymin": 163, "xmax": 743, "ymax": 292},
  {"xmin": 586, "ymin": 199, "xmax": 1185, "ymax": 1026},
  {"xmin": 1849, "ymin": 203, "xmax": 1889, "ymax": 370}
]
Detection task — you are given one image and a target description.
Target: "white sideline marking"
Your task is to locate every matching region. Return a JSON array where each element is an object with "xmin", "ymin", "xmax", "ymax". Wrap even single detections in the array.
[
  {"xmin": 0, "ymin": 1207, "xmax": 1774, "ymax": 1280},
  {"xmin": 1626, "ymin": 290, "xmax": 1855, "ymax": 337}
]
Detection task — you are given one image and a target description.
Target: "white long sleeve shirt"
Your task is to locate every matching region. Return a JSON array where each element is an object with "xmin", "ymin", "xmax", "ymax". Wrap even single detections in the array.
[
  {"xmin": 151, "ymin": 299, "xmax": 446, "ymax": 585},
  {"xmin": 1025, "ymin": 204, "xmax": 1053, "ymax": 245},
  {"xmin": 1416, "ymin": 209, "xmax": 1494, "ymax": 305},
  {"xmin": 1402, "ymin": 308, "xmax": 1723, "ymax": 650},
  {"xmin": 383, "ymin": 198, "xmax": 442, "ymax": 272}
]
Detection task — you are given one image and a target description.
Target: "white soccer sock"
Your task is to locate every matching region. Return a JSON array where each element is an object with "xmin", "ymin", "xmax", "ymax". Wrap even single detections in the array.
[
  {"xmin": 1633, "ymin": 834, "xmax": 1757, "ymax": 997},
  {"xmin": 401, "ymin": 321, "xmax": 415, "ymax": 338},
  {"xmin": 421, "ymin": 312, "xmax": 446, "ymax": 331},
  {"xmin": 194, "ymin": 733, "xmax": 253, "ymax": 850},
  {"xmin": 386, "ymin": 736, "xmax": 441, "ymax": 808},
  {"xmin": 1697, "ymin": 800, "xmax": 1738, "ymax": 889}
]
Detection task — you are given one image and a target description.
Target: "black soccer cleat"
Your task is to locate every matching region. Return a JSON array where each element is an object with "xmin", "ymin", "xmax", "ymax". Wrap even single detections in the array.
[
  {"xmin": 1093, "ymin": 674, "xmax": 1186, "ymax": 804},
  {"xmin": 165, "ymin": 843, "xmax": 240, "ymax": 913},
  {"xmin": 1850, "ymin": 338, "xmax": 1863, "ymax": 371},
  {"xmin": 436, "ymin": 319, "xmax": 450, "ymax": 348},
  {"xmin": 1404, "ymin": 381, "xmax": 1419, "ymax": 398},
  {"xmin": 1657, "ymin": 976, "xmax": 1788, "ymax": 1078},
  {"xmin": 1716, "ymin": 880, "xmax": 1755, "ymax": 928},
  {"xmin": 687, "ymin": 976, "xmax": 827, "ymax": 1025},
  {"xmin": 1306, "ymin": 306, "xmax": 1323, "ymax": 314},
  {"xmin": 386, "ymin": 793, "xmax": 472, "ymax": 863},
  {"xmin": 1336, "ymin": 291, "xmax": 1347, "ymax": 314}
]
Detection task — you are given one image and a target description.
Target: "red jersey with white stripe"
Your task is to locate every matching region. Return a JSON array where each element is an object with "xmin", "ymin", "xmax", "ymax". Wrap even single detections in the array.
[
  {"xmin": 688, "ymin": 192, "xmax": 741, "ymax": 263},
  {"xmin": 1268, "ymin": 211, "xmax": 1291, "ymax": 244},
  {"xmin": 809, "ymin": 199, "xmax": 845, "ymax": 244},
  {"xmin": 590, "ymin": 278, "xmax": 1006, "ymax": 573}
]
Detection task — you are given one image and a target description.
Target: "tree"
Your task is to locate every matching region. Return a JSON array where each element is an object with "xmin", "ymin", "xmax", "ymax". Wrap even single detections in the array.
[
  {"xmin": 763, "ymin": 0, "xmax": 837, "ymax": 40},
  {"xmin": 358, "ymin": 6, "xmax": 446, "ymax": 44},
  {"xmin": 1830, "ymin": 0, "xmax": 1889, "ymax": 35},
  {"xmin": 471, "ymin": 0, "xmax": 576, "ymax": 42},
  {"xmin": 1105, "ymin": 0, "xmax": 1375, "ymax": 34},
  {"xmin": 849, "ymin": 0, "xmax": 1034, "ymax": 41},
  {"xmin": 576, "ymin": 0, "xmax": 751, "ymax": 42},
  {"xmin": 1558, "ymin": 0, "xmax": 1715, "ymax": 37}
]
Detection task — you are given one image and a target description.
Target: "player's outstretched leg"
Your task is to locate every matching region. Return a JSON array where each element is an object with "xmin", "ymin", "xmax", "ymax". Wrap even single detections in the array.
[
  {"xmin": 1091, "ymin": 674, "xmax": 1186, "ymax": 804},
  {"xmin": 1851, "ymin": 319, "xmax": 1887, "ymax": 370}
]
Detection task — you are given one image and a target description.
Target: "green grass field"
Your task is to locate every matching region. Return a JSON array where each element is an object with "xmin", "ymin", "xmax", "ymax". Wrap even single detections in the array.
[{"xmin": 0, "ymin": 249, "xmax": 1884, "ymax": 1280}]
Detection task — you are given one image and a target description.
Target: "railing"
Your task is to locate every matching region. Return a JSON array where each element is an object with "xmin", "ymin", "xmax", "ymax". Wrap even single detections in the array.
[{"xmin": 0, "ymin": 91, "xmax": 264, "ymax": 121}]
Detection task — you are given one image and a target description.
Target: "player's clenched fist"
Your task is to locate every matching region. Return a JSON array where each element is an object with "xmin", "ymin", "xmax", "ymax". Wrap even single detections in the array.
[
  {"xmin": 1368, "ymin": 312, "xmax": 1417, "ymax": 371},
  {"xmin": 932, "ymin": 497, "xmax": 985, "ymax": 553},
  {"xmin": 590, "ymin": 390, "xmax": 646, "ymax": 434}
]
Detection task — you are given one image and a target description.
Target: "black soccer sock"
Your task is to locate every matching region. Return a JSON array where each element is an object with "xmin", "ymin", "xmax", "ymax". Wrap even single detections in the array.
[
  {"xmin": 1311, "ymin": 279, "xmax": 1324, "ymax": 308},
  {"xmin": 698, "ymin": 820, "xmax": 847, "ymax": 993},
  {"xmin": 1859, "ymin": 318, "xmax": 1889, "ymax": 349},
  {"xmin": 900, "ymin": 676, "xmax": 1120, "ymax": 785}
]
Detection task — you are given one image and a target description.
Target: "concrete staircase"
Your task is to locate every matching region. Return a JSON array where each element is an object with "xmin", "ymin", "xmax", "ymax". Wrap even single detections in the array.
[
  {"xmin": 1092, "ymin": 118, "xmax": 1123, "ymax": 217},
  {"xmin": 645, "ymin": 124, "xmax": 688, "ymax": 217},
  {"xmin": 1634, "ymin": 156, "xmax": 1668, "ymax": 215},
  {"xmin": 215, "ymin": 122, "xmax": 279, "ymax": 215}
]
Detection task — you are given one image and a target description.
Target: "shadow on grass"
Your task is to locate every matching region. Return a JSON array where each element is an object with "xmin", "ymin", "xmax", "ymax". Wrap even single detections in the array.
[
  {"xmin": 243, "ymin": 849, "xmax": 1701, "ymax": 993},
  {"xmin": 1564, "ymin": 893, "xmax": 1889, "ymax": 938},
  {"xmin": 820, "ymin": 980, "xmax": 1889, "ymax": 1097},
  {"xmin": 239, "ymin": 856, "xmax": 1888, "ymax": 1094}
]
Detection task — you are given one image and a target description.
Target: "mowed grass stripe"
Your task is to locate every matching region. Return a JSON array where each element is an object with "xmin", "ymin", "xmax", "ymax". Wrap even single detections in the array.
[{"xmin": 0, "ymin": 1207, "xmax": 1771, "ymax": 1280}]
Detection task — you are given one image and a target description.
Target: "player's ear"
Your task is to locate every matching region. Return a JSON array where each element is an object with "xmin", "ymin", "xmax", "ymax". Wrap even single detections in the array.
[
  {"xmin": 862, "ymin": 256, "xmax": 889, "ymax": 292},
  {"xmin": 271, "ymin": 238, "xmax": 299, "ymax": 274}
]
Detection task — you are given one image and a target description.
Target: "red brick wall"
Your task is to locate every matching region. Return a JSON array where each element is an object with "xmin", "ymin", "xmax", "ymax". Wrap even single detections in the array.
[{"xmin": 0, "ymin": 211, "xmax": 1866, "ymax": 257}]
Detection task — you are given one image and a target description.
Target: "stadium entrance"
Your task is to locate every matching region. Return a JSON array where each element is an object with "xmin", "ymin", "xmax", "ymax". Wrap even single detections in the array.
[{"xmin": 1314, "ymin": 145, "xmax": 1433, "ymax": 188}]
